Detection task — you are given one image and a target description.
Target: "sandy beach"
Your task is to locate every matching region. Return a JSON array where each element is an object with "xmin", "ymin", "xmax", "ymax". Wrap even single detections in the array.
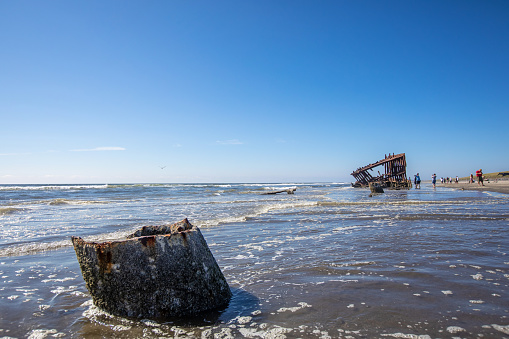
[{"xmin": 437, "ymin": 179, "xmax": 509, "ymax": 194}]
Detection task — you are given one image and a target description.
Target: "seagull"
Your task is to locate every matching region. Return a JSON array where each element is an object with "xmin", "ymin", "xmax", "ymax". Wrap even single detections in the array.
[{"xmin": 159, "ymin": 166, "xmax": 167, "ymax": 170}]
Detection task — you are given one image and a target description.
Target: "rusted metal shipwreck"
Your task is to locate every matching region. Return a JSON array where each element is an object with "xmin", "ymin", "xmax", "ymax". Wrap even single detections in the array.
[
  {"xmin": 72, "ymin": 218, "xmax": 231, "ymax": 319},
  {"xmin": 351, "ymin": 153, "xmax": 412, "ymax": 189}
]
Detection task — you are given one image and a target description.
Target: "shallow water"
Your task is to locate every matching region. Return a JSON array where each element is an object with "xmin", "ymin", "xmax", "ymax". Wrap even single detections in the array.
[{"xmin": 1, "ymin": 183, "xmax": 508, "ymax": 338}]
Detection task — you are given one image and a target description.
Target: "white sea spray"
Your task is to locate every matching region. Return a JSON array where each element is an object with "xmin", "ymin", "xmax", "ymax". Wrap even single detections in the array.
[
  {"xmin": 277, "ymin": 302, "xmax": 312, "ymax": 313},
  {"xmin": 469, "ymin": 300, "xmax": 484, "ymax": 304},
  {"xmin": 27, "ymin": 329, "xmax": 57, "ymax": 339},
  {"xmin": 492, "ymin": 324, "xmax": 509, "ymax": 335},
  {"xmin": 446, "ymin": 326, "xmax": 465, "ymax": 333},
  {"xmin": 471, "ymin": 273, "xmax": 484, "ymax": 280},
  {"xmin": 380, "ymin": 333, "xmax": 431, "ymax": 339}
]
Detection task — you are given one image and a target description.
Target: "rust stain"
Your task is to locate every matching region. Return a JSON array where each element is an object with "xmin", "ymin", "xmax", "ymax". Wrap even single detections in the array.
[
  {"xmin": 96, "ymin": 244, "xmax": 113, "ymax": 274},
  {"xmin": 140, "ymin": 236, "xmax": 156, "ymax": 247}
]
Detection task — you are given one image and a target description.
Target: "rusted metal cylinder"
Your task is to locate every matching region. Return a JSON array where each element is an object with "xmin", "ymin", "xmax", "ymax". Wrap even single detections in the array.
[{"xmin": 72, "ymin": 219, "xmax": 231, "ymax": 319}]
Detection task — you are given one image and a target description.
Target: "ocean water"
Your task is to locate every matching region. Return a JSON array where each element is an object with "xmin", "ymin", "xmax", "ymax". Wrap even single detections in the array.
[{"xmin": 1, "ymin": 183, "xmax": 508, "ymax": 338}]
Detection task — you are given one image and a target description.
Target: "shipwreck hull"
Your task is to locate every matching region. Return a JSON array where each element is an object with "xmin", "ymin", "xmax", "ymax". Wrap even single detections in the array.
[
  {"xmin": 72, "ymin": 219, "xmax": 231, "ymax": 319},
  {"xmin": 351, "ymin": 153, "xmax": 412, "ymax": 189}
]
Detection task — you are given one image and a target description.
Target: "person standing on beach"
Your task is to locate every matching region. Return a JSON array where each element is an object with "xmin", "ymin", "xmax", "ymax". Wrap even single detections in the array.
[
  {"xmin": 470, "ymin": 173, "xmax": 474, "ymax": 184},
  {"xmin": 414, "ymin": 173, "xmax": 421, "ymax": 189},
  {"xmin": 476, "ymin": 169, "xmax": 484, "ymax": 186},
  {"xmin": 432, "ymin": 173, "xmax": 437, "ymax": 188}
]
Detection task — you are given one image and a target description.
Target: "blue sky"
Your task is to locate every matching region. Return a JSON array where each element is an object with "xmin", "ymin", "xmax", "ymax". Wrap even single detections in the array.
[{"xmin": 1, "ymin": 1, "xmax": 508, "ymax": 184}]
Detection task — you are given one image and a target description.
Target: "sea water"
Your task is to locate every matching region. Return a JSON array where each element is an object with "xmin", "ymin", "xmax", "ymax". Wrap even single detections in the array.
[{"xmin": 0, "ymin": 183, "xmax": 508, "ymax": 338}]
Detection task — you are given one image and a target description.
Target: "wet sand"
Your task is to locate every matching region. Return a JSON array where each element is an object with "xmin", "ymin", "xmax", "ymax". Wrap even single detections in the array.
[{"xmin": 437, "ymin": 179, "xmax": 509, "ymax": 194}]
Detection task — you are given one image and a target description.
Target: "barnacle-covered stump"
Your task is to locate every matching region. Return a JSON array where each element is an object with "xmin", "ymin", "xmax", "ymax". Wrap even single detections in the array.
[{"xmin": 71, "ymin": 218, "xmax": 231, "ymax": 319}]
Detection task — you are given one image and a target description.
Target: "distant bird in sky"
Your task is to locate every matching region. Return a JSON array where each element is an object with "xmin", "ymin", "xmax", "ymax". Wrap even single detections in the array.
[{"xmin": 159, "ymin": 166, "xmax": 167, "ymax": 170}]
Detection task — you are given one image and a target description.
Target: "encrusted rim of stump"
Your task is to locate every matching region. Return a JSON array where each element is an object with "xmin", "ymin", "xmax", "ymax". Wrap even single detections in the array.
[{"xmin": 72, "ymin": 218, "xmax": 232, "ymax": 319}]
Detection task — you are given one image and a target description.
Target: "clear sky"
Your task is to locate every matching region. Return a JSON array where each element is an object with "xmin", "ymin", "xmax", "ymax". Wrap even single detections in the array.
[{"xmin": 1, "ymin": 1, "xmax": 508, "ymax": 184}]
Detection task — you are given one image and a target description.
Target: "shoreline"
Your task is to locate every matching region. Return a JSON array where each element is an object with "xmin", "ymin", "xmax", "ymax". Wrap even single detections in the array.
[{"xmin": 435, "ymin": 179, "xmax": 509, "ymax": 194}]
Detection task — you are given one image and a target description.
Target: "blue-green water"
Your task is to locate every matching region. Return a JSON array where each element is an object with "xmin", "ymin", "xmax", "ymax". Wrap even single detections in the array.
[{"xmin": 1, "ymin": 183, "xmax": 508, "ymax": 338}]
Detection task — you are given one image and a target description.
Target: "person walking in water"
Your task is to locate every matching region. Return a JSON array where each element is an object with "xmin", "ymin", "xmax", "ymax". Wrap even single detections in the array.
[
  {"xmin": 432, "ymin": 173, "xmax": 437, "ymax": 188},
  {"xmin": 414, "ymin": 173, "xmax": 421, "ymax": 189},
  {"xmin": 476, "ymin": 169, "xmax": 484, "ymax": 186}
]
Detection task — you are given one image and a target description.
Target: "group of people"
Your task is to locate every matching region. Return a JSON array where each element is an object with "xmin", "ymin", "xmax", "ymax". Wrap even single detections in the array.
[
  {"xmin": 440, "ymin": 176, "xmax": 459, "ymax": 184},
  {"xmin": 413, "ymin": 173, "xmax": 437, "ymax": 189},
  {"xmin": 413, "ymin": 169, "xmax": 484, "ymax": 189},
  {"xmin": 470, "ymin": 169, "xmax": 484, "ymax": 186}
]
